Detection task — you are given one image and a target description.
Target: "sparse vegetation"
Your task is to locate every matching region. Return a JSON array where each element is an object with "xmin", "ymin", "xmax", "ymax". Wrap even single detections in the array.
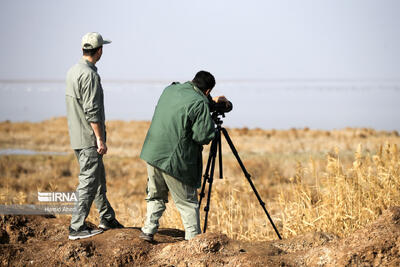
[{"xmin": 0, "ymin": 117, "xmax": 399, "ymax": 241}]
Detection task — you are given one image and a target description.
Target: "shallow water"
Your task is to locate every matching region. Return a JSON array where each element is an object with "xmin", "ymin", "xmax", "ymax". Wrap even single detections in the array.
[{"xmin": 1, "ymin": 80, "xmax": 399, "ymax": 131}]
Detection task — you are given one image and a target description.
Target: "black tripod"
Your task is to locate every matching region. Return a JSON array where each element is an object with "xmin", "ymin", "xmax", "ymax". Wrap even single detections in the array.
[{"xmin": 198, "ymin": 112, "xmax": 282, "ymax": 240}]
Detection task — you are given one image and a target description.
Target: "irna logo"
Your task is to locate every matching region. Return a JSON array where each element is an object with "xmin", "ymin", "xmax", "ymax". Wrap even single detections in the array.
[{"xmin": 38, "ymin": 192, "xmax": 78, "ymax": 203}]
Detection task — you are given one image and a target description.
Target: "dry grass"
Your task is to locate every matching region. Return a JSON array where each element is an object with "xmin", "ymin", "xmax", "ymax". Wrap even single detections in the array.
[
  {"xmin": 0, "ymin": 117, "xmax": 399, "ymax": 241},
  {"xmin": 278, "ymin": 143, "xmax": 400, "ymax": 238}
]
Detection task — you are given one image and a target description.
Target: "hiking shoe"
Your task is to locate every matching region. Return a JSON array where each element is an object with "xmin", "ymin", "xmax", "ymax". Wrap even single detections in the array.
[
  {"xmin": 98, "ymin": 218, "xmax": 124, "ymax": 230},
  {"xmin": 68, "ymin": 225, "xmax": 103, "ymax": 240},
  {"xmin": 139, "ymin": 231, "xmax": 154, "ymax": 242}
]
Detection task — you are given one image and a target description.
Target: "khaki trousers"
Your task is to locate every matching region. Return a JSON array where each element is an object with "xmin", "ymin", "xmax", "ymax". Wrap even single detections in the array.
[
  {"xmin": 70, "ymin": 146, "xmax": 115, "ymax": 230},
  {"xmin": 142, "ymin": 163, "xmax": 201, "ymax": 240}
]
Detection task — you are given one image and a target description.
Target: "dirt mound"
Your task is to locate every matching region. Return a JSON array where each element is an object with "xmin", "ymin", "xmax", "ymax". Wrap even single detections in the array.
[
  {"xmin": 1, "ymin": 207, "xmax": 400, "ymax": 266},
  {"xmin": 303, "ymin": 206, "xmax": 400, "ymax": 266}
]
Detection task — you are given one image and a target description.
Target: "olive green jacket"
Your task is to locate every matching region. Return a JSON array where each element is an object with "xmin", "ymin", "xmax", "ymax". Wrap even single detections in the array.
[
  {"xmin": 65, "ymin": 58, "xmax": 106, "ymax": 149},
  {"xmin": 140, "ymin": 82, "xmax": 215, "ymax": 188}
]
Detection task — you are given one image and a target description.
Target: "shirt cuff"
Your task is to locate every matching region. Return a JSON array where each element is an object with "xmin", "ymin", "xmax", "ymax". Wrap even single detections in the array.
[{"xmin": 85, "ymin": 111, "xmax": 101, "ymax": 123}]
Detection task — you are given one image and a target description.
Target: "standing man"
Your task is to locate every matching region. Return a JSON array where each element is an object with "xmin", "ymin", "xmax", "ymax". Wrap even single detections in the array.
[
  {"xmin": 66, "ymin": 32, "xmax": 123, "ymax": 240},
  {"xmin": 139, "ymin": 71, "xmax": 230, "ymax": 241}
]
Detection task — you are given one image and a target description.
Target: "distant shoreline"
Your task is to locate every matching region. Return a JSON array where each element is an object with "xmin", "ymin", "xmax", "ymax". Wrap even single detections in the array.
[{"xmin": 2, "ymin": 81, "xmax": 400, "ymax": 131}]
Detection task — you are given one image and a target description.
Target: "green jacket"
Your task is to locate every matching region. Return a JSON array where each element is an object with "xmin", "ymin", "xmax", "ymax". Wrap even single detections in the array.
[
  {"xmin": 140, "ymin": 82, "xmax": 215, "ymax": 188},
  {"xmin": 65, "ymin": 58, "xmax": 106, "ymax": 149}
]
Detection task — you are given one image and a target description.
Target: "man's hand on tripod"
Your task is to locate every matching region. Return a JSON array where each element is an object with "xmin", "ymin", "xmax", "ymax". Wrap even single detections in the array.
[
  {"xmin": 212, "ymin": 96, "xmax": 231, "ymax": 109},
  {"xmin": 212, "ymin": 95, "xmax": 228, "ymax": 103}
]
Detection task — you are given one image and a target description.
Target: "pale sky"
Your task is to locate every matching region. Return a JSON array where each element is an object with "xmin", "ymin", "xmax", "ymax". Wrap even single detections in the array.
[{"xmin": 0, "ymin": 0, "xmax": 399, "ymax": 81}]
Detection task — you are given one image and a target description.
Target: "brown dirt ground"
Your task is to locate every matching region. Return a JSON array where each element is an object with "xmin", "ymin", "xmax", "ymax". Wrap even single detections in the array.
[{"xmin": 1, "ymin": 207, "xmax": 400, "ymax": 267}]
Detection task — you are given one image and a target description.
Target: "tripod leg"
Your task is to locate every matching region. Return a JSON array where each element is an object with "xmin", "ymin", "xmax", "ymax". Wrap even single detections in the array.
[
  {"xmin": 218, "ymin": 129, "xmax": 223, "ymax": 179},
  {"xmin": 201, "ymin": 129, "xmax": 220, "ymax": 233},
  {"xmin": 203, "ymin": 151, "xmax": 216, "ymax": 233},
  {"xmin": 221, "ymin": 128, "xmax": 282, "ymax": 240},
  {"xmin": 199, "ymin": 137, "xmax": 218, "ymax": 207}
]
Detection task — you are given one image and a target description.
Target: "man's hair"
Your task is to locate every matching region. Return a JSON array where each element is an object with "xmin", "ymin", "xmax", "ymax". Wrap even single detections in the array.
[
  {"xmin": 192, "ymin": 71, "xmax": 216, "ymax": 92},
  {"xmin": 82, "ymin": 46, "xmax": 102, "ymax": 57}
]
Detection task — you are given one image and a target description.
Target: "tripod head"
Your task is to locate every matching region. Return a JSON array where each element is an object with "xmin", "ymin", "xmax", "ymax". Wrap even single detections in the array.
[
  {"xmin": 211, "ymin": 111, "xmax": 225, "ymax": 126},
  {"xmin": 208, "ymin": 97, "xmax": 233, "ymax": 127}
]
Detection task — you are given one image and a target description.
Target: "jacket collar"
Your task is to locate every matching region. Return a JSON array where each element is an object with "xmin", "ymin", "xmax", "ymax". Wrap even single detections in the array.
[
  {"xmin": 80, "ymin": 57, "xmax": 98, "ymax": 72},
  {"xmin": 187, "ymin": 81, "xmax": 210, "ymax": 103}
]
